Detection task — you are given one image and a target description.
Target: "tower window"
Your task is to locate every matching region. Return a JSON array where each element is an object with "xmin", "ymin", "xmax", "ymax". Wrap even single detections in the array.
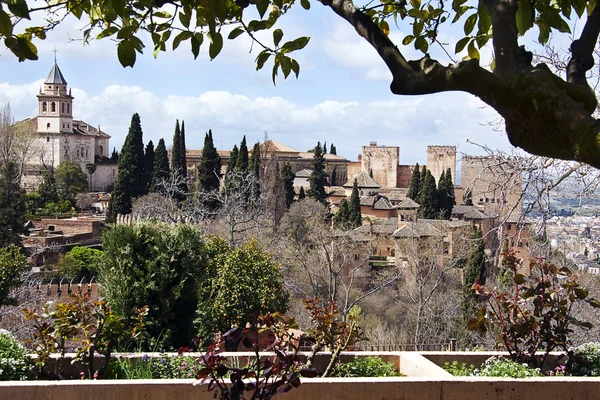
[
  {"xmin": 51, "ymin": 102, "xmax": 56, "ymax": 112},
  {"xmin": 42, "ymin": 102, "xmax": 47, "ymax": 112},
  {"xmin": 67, "ymin": 103, "xmax": 70, "ymax": 113},
  {"xmin": 61, "ymin": 103, "xmax": 65, "ymax": 113},
  {"xmin": 46, "ymin": 136, "xmax": 50, "ymax": 142},
  {"xmin": 46, "ymin": 123, "xmax": 50, "ymax": 129}
]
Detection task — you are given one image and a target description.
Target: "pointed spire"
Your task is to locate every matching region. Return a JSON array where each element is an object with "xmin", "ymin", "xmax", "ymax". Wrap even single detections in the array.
[{"xmin": 45, "ymin": 62, "xmax": 68, "ymax": 85}]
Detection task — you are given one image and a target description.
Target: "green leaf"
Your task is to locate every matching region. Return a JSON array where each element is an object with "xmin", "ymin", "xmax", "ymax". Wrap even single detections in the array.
[
  {"xmin": 585, "ymin": 298, "xmax": 600, "ymax": 308},
  {"xmin": 0, "ymin": 9, "xmax": 13, "ymax": 37},
  {"xmin": 477, "ymin": 1, "xmax": 492, "ymax": 33},
  {"xmin": 513, "ymin": 273, "xmax": 526, "ymax": 285},
  {"xmin": 516, "ymin": 0, "xmax": 534, "ymax": 35},
  {"xmin": 380, "ymin": 20, "xmax": 390, "ymax": 36},
  {"xmin": 153, "ymin": 11, "xmax": 172, "ymax": 18},
  {"xmin": 117, "ymin": 40, "xmax": 136, "ymax": 68},
  {"xmin": 96, "ymin": 27, "xmax": 119, "ymax": 40},
  {"xmin": 272, "ymin": 60, "xmax": 279, "ymax": 85},
  {"xmin": 228, "ymin": 27, "xmax": 244, "ymax": 40},
  {"xmin": 467, "ymin": 40, "xmax": 480, "ymax": 59},
  {"xmin": 290, "ymin": 58, "xmax": 300, "ymax": 78},
  {"xmin": 256, "ymin": 0, "xmax": 269, "ymax": 18},
  {"xmin": 255, "ymin": 50, "xmax": 271, "ymax": 70},
  {"xmin": 281, "ymin": 56, "xmax": 292, "ymax": 78},
  {"xmin": 208, "ymin": 31, "xmax": 223, "ymax": 59},
  {"xmin": 573, "ymin": 0, "xmax": 586, "ymax": 17},
  {"xmin": 413, "ymin": 21, "xmax": 423, "ymax": 36},
  {"xmin": 179, "ymin": 11, "xmax": 191, "ymax": 29},
  {"xmin": 281, "ymin": 36, "xmax": 310, "ymax": 53},
  {"xmin": 464, "ymin": 13, "xmax": 477, "ymax": 35},
  {"xmin": 273, "ymin": 29, "xmax": 283, "ymax": 47},
  {"xmin": 300, "ymin": 0, "xmax": 311, "ymax": 10},
  {"xmin": 402, "ymin": 35, "xmax": 416, "ymax": 45},
  {"xmin": 173, "ymin": 31, "xmax": 192, "ymax": 51},
  {"xmin": 476, "ymin": 34, "xmax": 489, "ymax": 48},
  {"xmin": 6, "ymin": 0, "xmax": 30, "ymax": 19},
  {"xmin": 410, "ymin": 0, "xmax": 421, "ymax": 8},
  {"xmin": 455, "ymin": 36, "xmax": 470, "ymax": 53},
  {"xmin": 452, "ymin": 6, "xmax": 470, "ymax": 23},
  {"xmin": 191, "ymin": 32, "xmax": 203, "ymax": 59},
  {"xmin": 536, "ymin": 20, "xmax": 550, "ymax": 44},
  {"xmin": 415, "ymin": 36, "xmax": 428, "ymax": 53}
]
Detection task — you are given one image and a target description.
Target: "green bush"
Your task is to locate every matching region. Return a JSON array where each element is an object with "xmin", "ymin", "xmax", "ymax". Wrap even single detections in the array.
[
  {"xmin": 107, "ymin": 354, "xmax": 205, "ymax": 379},
  {"xmin": 0, "ymin": 331, "xmax": 30, "ymax": 381},
  {"xmin": 335, "ymin": 356, "xmax": 401, "ymax": 377},
  {"xmin": 476, "ymin": 357, "xmax": 542, "ymax": 378},
  {"xmin": 570, "ymin": 342, "xmax": 600, "ymax": 376},
  {"xmin": 443, "ymin": 361, "xmax": 476, "ymax": 376}
]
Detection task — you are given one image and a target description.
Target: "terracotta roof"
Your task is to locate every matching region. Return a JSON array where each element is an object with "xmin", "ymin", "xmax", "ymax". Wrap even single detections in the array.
[
  {"xmin": 373, "ymin": 196, "xmax": 395, "ymax": 210},
  {"xmin": 45, "ymin": 62, "xmax": 68, "ymax": 85},
  {"xmin": 261, "ymin": 140, "xmax": 300, "ymax": 153},
  {"xmin": 297, "ymin": 152, "xmax": 348, "ymax": 161},
  {"xmin": 393, "ymin": 222, "xmax": 442, "ymax": 238},
  {"xmin": 343, "ymin": 170, "xmax": 381, "ymax": 188},
  {"xmin": 13, "ymin": 117, "xmax": 110, "ymax": 138},
  {"xmin": 396, "ymin": 198, "xmax": 420, "ymax": 209},
  {"xmin": 295, "ymin": 169, "xmax": 313, "ymax": 178}
]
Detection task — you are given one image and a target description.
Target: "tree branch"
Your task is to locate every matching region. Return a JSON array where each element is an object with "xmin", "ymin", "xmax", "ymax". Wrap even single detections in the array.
[{"xmin": 568, "ymin": 5, "xmax": 600, "ymax": 86}]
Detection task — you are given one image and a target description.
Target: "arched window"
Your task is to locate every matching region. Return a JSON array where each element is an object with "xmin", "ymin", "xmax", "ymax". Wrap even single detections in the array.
[
  {"xmin": 85, "ymin": 148, "xmax": 89, "ymax": 158},
  {"xmin": 46, "ymin": 136, "xmax": 50, "ymax": 143},
  {"xmin": 99, "ymin": 145, "xmax": 104, "ymax": 155},
  {"xmin": 46, "ymin": 123, "xmax": 50, "ymax": 130},
  {"xmin": 51, "ymin": 102, "xmax": 56, "ymax": 112},
  {"xmin": 67, "ymin": 103, "xmax": 70, "ymax": 113},
  {"xmin": 42, "ymin": 102, "xmax": 47, "ymax": 112},
  {"xmin": 61, "ymin": 103, "xmax": 65, "ymax": 113}
]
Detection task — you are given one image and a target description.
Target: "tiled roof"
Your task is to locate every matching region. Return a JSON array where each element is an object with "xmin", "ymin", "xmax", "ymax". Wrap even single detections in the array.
[
  {"xmin": 393, "ymin": 222, "xmax": 442, "ymax": 238},
  {"xmin": 396, "ymin": 198, "xmax": 420, "ymax": 209},
  {"xmin": 343, "ymin": 170, "xmax": 381, "ymax": 188},
  {"xmin": 373, "ymin": 196, "xmax": 395, "ymax": 210},
  {"xmin": 45, "ymin": 62, "xmax": 68, "ymax": 85},
  {"xmin": 13, "ymin": 117, "xmax": 110, "ymax": 138},
  {"xmin": 295, "ymin": 169, "xmax": 313, "ymax": 178},
  {"xmin": 297, "ymin": 152, "xmax": 348, "ymax": 161},
  {"xmin": 261, "ymin": 140, "xmax": 300, "ymax": 153}
]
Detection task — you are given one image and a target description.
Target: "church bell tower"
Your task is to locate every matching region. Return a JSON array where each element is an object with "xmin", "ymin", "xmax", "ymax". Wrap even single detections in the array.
[{"xmin": 37, "ymin": 60, "xmax": 74, "ymax": 134}]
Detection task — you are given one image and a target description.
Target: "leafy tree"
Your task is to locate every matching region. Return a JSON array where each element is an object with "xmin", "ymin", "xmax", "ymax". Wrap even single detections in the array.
[
  {"xmin": 55, "ymin": 160, "xmax": 88, "ymax": 202},
  {"xmin": 330, "ymin": 143, "xmax": 337, "ymax": 155},
  {"xmin": 335, "ymin": 198, "xmax": 350, "ymax": 229},
  {"xmin": 110, "ymin": 147, "xmax": 119, "ymax": 162},
  {"xmin": 196, "ymin": 130, "xmax": 221, "ymax": 193},
  {"xmin": 298, "ymin": 186, "xmax": 306, "ymax": 200},
  {"xmin": 37, "ymin": 168, "xmax": 58, "ymax": 205},
  {"xmin": 462, "ymin": 227, "xmax": 486, "ymax": 318},
  {"xmin": 112, "ymin": 113, "xmax": 145, "ymax": 217},
  {"xmin": 0, "ymin": 162, "xmax": 25, "ymax": 247},
  {"xmin": 0, "ymin": 245, "xmax": 28, "ymax": 307},
  {"xmin": 308, "ymin": 142, "xmax": 327, "ymax": 204},
  {"xmin": 418, "ymin": 169, "xmax": 438, "ymax": 219},
  {"xmin": 6, "ymin": 0, "xmax": 600, "ymax": 165},
  {"xmin": 407, "ymin": 163, "xmax": 421, "ymax": 201},
  {"xmin": 151, "ymin": 138, "xmax": 170, "ymax": 193},
  {"xmin": 24, "ymin": 191, "xmax": 42, "ymax": 215},
  {"xmin": 143, "ymin": 140, "xmax": 155, "ymax": 194},
  {"xmin": 196, "ymin": 237, "xmax": 288, "ymax": 335},
  {"xmin": 348, "ymin": 178, "xmax": 362, "ymax": 228},
  {"xmin": 100, "ymin": 222, "xmax": 204, "ymax": 349},
  {"xmin": 236, "ymin": 136, "xmax": 249, "ymax": 173},
  {"xmin": 282, "ymin": 162, "xmax": 295, "ymax": 208}
]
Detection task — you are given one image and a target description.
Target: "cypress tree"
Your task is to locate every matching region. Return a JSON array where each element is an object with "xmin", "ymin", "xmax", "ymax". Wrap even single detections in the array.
[
  {"xmin": 171, "ymin": 120, "xmax": 182, "ymax": 176},
  {"xmin": 407, "ymin": 163, "xmax": 421, "ymax": 200},
  {"xmin": 462, "ymin": 227, "xmax": 486, "ymax": 317},
  {"xmin": 112, "ymin": 113, "xmax": 144, "ymax": 216},
  {"xmin": 308, "ymin": 142, "xmax": 327, "ymax": 204},
  {"xmin": 249, "ymin": 142, "xmax": 261, "ymax": 203},
  {"xmin": 282, "ymin": 162, "xmax": 295, "ymax": 208},
  {"xmin": 335, "ymin": 198, "xmax": 350, "ymax": 229},
  {"xmin": 331, "ymin": 167, "xmax": 337, "ymax": 186},
  {"xmin": 223, "ymin": 145, "xmax": 238, "ymax": 192},
  {"xmin": 323, "ymin": 141, "xmax": 327, "ymax": 154},
  {"xmin": 151, "ymin": 138, "xmax": 170, "ymax": 193},
  {"xmin": 446, "ymin": 168, "xmax": 455, "ymax": 213},
  {"xmin": 418, "ymin": 169, "xmax": 438, "ymax": 219},
  {"xmin": 196, "ymin": 130, "xmax": 222, "ymax": 192},
  {"xmin": 143, "ymin": 140, "xmax": 155, "ymax": 195},
  {"xmin": 298, "ymin": 186, "xmax": 306, "ymax": 200},
  {"xmin": 330, "ymin": 144, "xmax": 337, "ymax": 155},
  {"xmin": 0, "ymin": 162, "xmax": 25, "ymax": 247},
  {"xmin": 236, "ymin": 136, "xmax": 249, "ymax": 173},
  {"xmin": 179, "ymin": 120, "xmax": 188, "ymax": 194},
  {"xmin": 437, "ymin": 168, "xmax": 455, "ymax": 219},
  {"xmin": 111, "ymin": 147, "xmax": 119, "ymax": 162},
  {"xmin": 348, "ymin": 178, "xmax": 362, "ymax": 228}
]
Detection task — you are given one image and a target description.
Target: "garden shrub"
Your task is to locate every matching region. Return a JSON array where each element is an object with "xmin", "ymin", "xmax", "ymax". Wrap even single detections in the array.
[
  {"xmin": 335, "ymin": 356, "xmax": 401, "ymax": 377},
  {"xmin": 108, "ymin": 354, "xmax": 205, "ymax": 379},
  {"xmin": 475, "ymin": 357, "xmax": 542, "ymax": 378},
  {"xmin": 569, "ymin": 342, "xmax": 600, "ymax": 376},
  {"xmin": 443, "ymin": 361, "xmax": 476, "ymax": 376},
  {"xmin": 0, "ymin": 331, "xmax": 30, "ymax": 381}
]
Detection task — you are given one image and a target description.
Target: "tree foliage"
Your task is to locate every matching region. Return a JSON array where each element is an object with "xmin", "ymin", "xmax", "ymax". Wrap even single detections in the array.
[
  {"xmin": 308, "ymin": 142, "xmax": 327, "ymax": 204},
  {"xmin": 282, "ymin": 161, "xmax": 295, "ymax": 208},
  {"xmin": 236, "ymin": 135, "xmax": 249, "ymax": 173},
  {"xmin": 418, "ymin": 169, "xmax": 438, "ymax": 219},
  {"xmin": 348, "ymin": 178, "xmax": 362, "ymax": 227},
  {"xmin": 462, "ymin": 226, "xmax": 486, "ymax": 317},
  {"xmin": 196, "ymin": 130, "xmax": 221, "ymax": 193},
  {"xmin": 0, "ymin": 162, "xmax": 25, "ymax": 247},
  {"xmin": 143, "ymin": 140, "xmax": 155, "ymax": 195},
  {"xmin": 0, "ymin": 245, "xmax": 27, "ymax": 307},
  {"xmin": 55, "ymin": 160, "xmax": 88, "ymax": 202},
  {"xmin": 437, "ymin": 168, "xmax": 455, "ymax": 220},
  {"xmin": 151, "ymin": 138, "xmax": 170, "ymax": 193},
  {"xmin": 407, "ymin": 163, "xmax": 421, "ymax": 201}
]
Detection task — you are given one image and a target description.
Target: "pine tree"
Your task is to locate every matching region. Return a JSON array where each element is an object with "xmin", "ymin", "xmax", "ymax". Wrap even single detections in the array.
[
  {"xmin": 418, "ymin": 169, "xmax": 438, "ymax": 218},
  {"xmin": 112, "ymin": 113, "xmax": 145, "ymax": 216},
  {"xmin": 407, "ymin": 163, "xmax": 421, "ymax": 200},
  {"xmin": 330, "ymin": 143, "xmax": 337, "ymax": 155},
  {"xmin": 335, "ymin": 198, "xmax": 350, "ymax": 229},
  {"xmin": 143, "ymin": 140, "xmax": 155, "ymax": 195},
  {"xmin": 348, "ymin": 178, "xmax": 362, "ymax": 228},
  {"xmin": 308, "ymin": 142, "xmax": 327, "ymax": 204},
  {"xmin": 298, "ymin": 186, "xmax": 306, "ymax": 200},
  {"xmin": 196, "ymin": 130, "xmax": 222, "ymax": 192},
  {"xmin": 0, "ymin": 162, "xmax": 25, "ymax": 247},
  {"xmin": 236, "ymin": 136, "xmax": 249, "ymax": 173},
  {"xmin": 282, "ymin": 162, "xmax": 295, "ymax": 208},
  {"xmin": 462, "ymin": 227, "xmax": 486, "ymax": 317},
  {"xmin": 171, "ymin": 120, "xmax": 182, "ymax": 175},
  {"xmin": 110, "ymin": 147, "xmax": 119, "ymax": 162},
  {"xmin": 151, "ymin": 138, "xmax": 170, "ymax": 193}
]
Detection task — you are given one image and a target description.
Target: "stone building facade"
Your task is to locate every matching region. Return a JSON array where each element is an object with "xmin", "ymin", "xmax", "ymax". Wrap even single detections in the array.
[{"xmin": 15, "ymin": 62, "xmax": 117, "ymax": 192}]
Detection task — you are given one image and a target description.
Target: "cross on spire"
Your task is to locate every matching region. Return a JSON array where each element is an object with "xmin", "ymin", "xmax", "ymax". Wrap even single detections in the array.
[{"xmin": 53, "ymin": 47, "xmax": 58, "ymax": 63}]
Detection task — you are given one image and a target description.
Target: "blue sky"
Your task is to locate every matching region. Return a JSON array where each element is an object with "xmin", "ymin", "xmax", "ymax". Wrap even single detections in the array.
[{"xmin": 0, "ymin": 3, "xmax": 537, "ymax": 168}]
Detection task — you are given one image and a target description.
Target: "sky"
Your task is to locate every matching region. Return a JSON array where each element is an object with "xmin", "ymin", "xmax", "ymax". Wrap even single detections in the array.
[{"xmin": 0, "ymin": 3, "xmax": 548, "ymax": 169}]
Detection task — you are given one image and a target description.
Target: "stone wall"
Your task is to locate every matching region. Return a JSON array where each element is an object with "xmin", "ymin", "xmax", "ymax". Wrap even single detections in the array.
[{"xmin": 360, "ymin": 142, "xmax": 399, "ymax": 188}]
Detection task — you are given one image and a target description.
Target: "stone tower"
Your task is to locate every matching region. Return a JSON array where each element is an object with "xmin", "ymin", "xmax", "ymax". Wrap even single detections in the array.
[
  {"xmin": 427, "ymin": 145, "xmax": 456, "ymax": 185},
  {"xmin": 361, "ymin": 142, "xmax": 399, "ymax": 188},
  {"xmin": 37, "ymin": 62, "xmax": 74, "ymax": 135}
]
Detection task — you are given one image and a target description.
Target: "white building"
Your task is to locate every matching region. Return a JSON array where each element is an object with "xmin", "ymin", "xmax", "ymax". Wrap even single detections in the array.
[{"xmin": 15, "ymin": 62, "xmax": 117, "ymax": 192}]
